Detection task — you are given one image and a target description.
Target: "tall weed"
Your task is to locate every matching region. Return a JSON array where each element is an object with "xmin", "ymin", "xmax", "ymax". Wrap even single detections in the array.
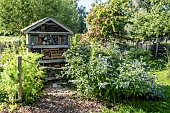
[
  {"xmin": 0, "ymin": 37, "xmax": 44, "ymax": 104},
  {"xmin": 0, "ymin": 53, "xmax": 44, "ymax": 104}
]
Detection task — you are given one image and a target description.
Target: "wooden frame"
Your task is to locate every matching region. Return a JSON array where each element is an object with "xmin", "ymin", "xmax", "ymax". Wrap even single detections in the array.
[{"xmin": 21, "ymin": 17, "xmax": 73, "ymax": 63}]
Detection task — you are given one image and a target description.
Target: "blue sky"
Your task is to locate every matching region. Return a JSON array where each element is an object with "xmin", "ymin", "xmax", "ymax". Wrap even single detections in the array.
[{"xmin": 78, "ymin": 0, "xmax": 108, "ymax": 12}]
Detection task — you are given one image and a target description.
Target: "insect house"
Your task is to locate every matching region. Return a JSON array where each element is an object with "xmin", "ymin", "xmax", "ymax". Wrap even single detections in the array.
[{"xmin": 21, "ymin": 17, "xmax": 74, "ymax": 80}]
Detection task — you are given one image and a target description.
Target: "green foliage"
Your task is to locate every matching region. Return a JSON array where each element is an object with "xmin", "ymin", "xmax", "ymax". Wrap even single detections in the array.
[
  {"xmin": 125, "ymin": 48, "xmax": 151, "ymax": 62},
  {"xmin": 0, "ymin": 52, "xmax": 44, "ymax": 104},
  {"xmin": 63, "ymin": 40, "xmax": 164, "ymax": 102},
  {"xmin": 125, "ymin": 0, "xmax": 170, "ymax": 40},
  {"xmin": 0, "ymin": 36, "xmax": 21, "ymax": 43},
  {"xmin": 0, "ymin": 36, "xmax": 44, "ymax": 105},
  {"xmin": 117, "ymin": 59, "xmax": 164, "ymax": 99},
  {"xmin": 84, "ymin": 0, "xmax": 129, "ymax": 43},
  {"xmin": 0, "ymin": 0, "xmax": 79, "ymax": 34},
  {"xmin": 113, "ymin": 69, "xmax": 170, "ymax": 113}
]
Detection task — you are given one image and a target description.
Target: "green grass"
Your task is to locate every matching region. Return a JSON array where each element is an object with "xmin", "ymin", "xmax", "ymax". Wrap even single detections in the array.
[{"xmin": 102, "ymin": 70, "xmax": 170, "ymax": 113}]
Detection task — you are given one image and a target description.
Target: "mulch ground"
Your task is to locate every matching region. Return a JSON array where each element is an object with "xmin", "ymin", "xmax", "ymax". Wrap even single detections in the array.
[{"xmin": 0, "ymin": 81, "xmax": 104, "ymax": 113}]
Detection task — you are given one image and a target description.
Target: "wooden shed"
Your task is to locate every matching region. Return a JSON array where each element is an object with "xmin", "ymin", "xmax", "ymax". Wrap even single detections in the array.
[{"xmin": 21, "ymin": 17, "xmax": 73, "ymax": 66}]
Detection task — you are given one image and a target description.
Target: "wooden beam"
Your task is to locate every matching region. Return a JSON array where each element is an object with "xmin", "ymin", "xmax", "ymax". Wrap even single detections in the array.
[
  {"xmin": 32, "ymin": 45, "xmax": 68, "ymax": 48},
  {"xmin": 40, "ymin": 59, "xmax": 66, "ymax": 63},
  {"xmin": 26, "ymin": 34, "xmax": 31, "ymax": 53},
  {"xmin": 29, "ymin": 32, "xmax": 70, "ymax": 35}
]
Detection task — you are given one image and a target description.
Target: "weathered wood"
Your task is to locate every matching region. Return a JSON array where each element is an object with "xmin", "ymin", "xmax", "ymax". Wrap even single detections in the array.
[
  {"xmin": 26, "ymin": 34, "xmax": 31, "ymax": 53},
  {"xmin": 29, "ymin": 31, "xmax": 70, "ymax": 35},
  {"xmin": 40, "ymin": 67, "xmax": 63, "ymax": 70},
  {"xmin": 146, "ymin": 43, "xmax": 148, "ymax": 51},
  {"xmin": 33, "ymin": 45, "xmax": 68, "ymax": 48},
  {"xmin": 18, "ymin": 56, "xmax": 23, "ymax": 102},
  {"xmin": 45, "ymin": 77, "xmax": 58, "ymax": 81},
  {"xmin": 155, "ymin": 38, "xmax": 159, "ymax": 57},
  {"xmin": 40, "ymin": 59, "xmax": 66, "ymax": 63},
  {"xmin": 68, "ymin": 35, "xmax": 70, "ymax": 47}
]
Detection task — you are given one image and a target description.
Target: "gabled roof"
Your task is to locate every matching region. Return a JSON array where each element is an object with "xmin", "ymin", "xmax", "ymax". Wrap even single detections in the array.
[{"xmin": 21, "ymin": 17, "xmax": 74, "ymax": 34}]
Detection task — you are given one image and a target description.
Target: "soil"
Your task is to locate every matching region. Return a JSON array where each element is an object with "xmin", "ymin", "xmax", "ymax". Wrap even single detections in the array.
[{"xmin": 0, "ymin": 81, "xmax": 104, "ymax": 113}]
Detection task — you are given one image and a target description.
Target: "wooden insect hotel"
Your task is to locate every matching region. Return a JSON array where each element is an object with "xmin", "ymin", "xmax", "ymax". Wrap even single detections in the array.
[{"xmin": 21, "ymin": 17, "xmax": 73, "ymax": 79}]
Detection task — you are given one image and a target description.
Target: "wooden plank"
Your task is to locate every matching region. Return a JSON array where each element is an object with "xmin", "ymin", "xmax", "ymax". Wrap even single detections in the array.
[
  {"xmin": 26, "ymin": 34, "xmax": 31, "ymax": 53},
  {"xmin": 45, "ymin": 77, "xmax": 58, "ymax": 81},
  {"xmin": 29, "ymin": 31, "xmax": 70, "ymax": 35},
  {"xmin": 40, "ymin": 67, "xmax": 63, "ymax": 70},
  {"xmin": 51, "ymin": 54, "xmax": 63, "ymax": 56},
  {"xmin": 40, "ymin": 59, "xmax": 66, "ymax": 63},
  {"xmin": 33, "ymin": 45, "xmax": 68, "ymax": 48}
]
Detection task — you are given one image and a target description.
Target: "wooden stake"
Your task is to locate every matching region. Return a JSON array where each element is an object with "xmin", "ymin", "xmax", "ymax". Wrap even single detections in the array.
[
  {"xmin": 155, "ymin": 38, "xmax": 158, "ymax": 57},
  {"xmin": 18, "ymin": 56, "xmax": 23, "ymax": 102}
]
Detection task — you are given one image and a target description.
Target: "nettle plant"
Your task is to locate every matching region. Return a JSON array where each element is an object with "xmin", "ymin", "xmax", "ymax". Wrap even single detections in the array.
[{"xmin": 0, "ymin": 45, "xmax": 44, "ymax": 104}]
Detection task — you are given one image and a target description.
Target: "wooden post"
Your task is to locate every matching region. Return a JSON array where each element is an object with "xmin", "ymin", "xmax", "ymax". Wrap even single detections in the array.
[
  {"xmin": 155, "ymin": 38, "xmax": 159, "ymax": 57},
  {"xmin": 136, "ymin": 41, "xmax": 138, "ymax": 49},
  {"xmin": 142, "ymin": 40, "xmax": 144, "ymax": 48},
  {"xmin": 18, "ymin": 56, "xmax": 23, "ymax": 102}
]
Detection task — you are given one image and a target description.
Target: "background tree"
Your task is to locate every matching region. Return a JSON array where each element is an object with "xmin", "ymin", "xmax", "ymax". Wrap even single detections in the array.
[
  {"xmin": 125, "ymin": 0, "xmax": 170, "ymax": 57},
  {"xmin": 84, "ymin": 0, "xmax": 129, "ymax": 44},
  {"xmin": 0, "ymin": 0, "xmax": 80, "ymax": 35},
  {"xmin": 77, "ymin": 6, "xmax": 87, "ymax": 33},
  {"xmin": 125, "ymin": 0, "xmax": 170, "ymax": 41}
]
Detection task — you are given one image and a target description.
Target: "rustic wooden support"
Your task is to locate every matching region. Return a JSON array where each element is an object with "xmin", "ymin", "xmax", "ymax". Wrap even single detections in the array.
[
  {"xmin": 29, "ymin": 31, "xmax": 70, "ymax": 35},
  {"xmin": 146, "ymin": 43, "xmax": 148, "ymax": 51},
  {"xmin": 142, "ymin": 40, "xmax": 144, "ymax": 48},
  {"xmin": 155, "ymin": 38, "xmax": 159, "ymax": 57},
  {"xmin": 18, "ymin": 56, "xmax": 23, "ymax": 102}
]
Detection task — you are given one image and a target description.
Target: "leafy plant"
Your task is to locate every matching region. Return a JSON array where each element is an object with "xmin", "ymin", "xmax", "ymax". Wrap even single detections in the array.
[
  {"xmin": 63, "ymin": 40, "xmax": 164, "ymax": 103},
  {"xmin": 117, "ymin": 59, "xmax": 164, "ymax": 99},
  {"xmin": 125, "ymin": 48, "xmax": 151, "ymax": 61},
  {"xmin": 0, "ymin": 52, "xmax": 44, "ymax": 104}
]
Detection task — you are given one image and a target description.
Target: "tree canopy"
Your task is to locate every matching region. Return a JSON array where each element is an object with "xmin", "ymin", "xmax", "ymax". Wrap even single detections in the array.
[
  {"xmin": 0, "ymin": 0, "xmax": 80, "ymax": 35},
  {"xmin": 83, "ymin": 0, "xmax": 129, "ymax": 44},
  {"xmin": 125, "ymin": 0, "xmax": 170, "ymax": 41}
]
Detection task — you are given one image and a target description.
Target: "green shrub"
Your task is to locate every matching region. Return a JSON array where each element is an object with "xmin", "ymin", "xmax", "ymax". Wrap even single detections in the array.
[
  {"xmin": 63, "ymin": 42, "xmax": 164, "ymax": 103},
  {"xmin": 117, "ymin": 59, "xmax": 164, "ymax": 99},
  {"xmin": 125, "ymin": 48, "xmax": 151, "ymax": 61},
  {"xmin": 0, "ymin": 52, "xmax": 44, "ymax": 104}
]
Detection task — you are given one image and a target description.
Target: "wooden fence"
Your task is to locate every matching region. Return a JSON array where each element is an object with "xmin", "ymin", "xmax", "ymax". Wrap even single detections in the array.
[
  {"xmin": 125, "ymin": 39, "xmax": 169, "ymax": 57},
  {"xmin": 0, "ymin": 41, "xmax": 21, "ymax": 57}
]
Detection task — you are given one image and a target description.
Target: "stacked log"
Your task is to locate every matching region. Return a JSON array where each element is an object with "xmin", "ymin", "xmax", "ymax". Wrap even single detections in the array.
[{"xmin": 42, "ymin": 48, "xmax": 64, "ymax": 60}]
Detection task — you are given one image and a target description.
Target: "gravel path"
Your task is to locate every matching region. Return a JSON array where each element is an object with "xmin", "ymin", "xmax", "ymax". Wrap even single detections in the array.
[{"xmin": 1, "ymin": 81, "xmax": 103, "ymax": 113}]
